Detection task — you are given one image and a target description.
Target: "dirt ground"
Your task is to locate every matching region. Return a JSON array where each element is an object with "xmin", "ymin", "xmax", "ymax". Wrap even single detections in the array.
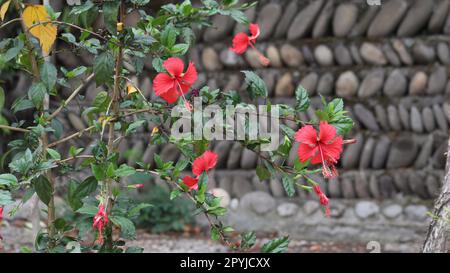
[{"xmin": 0, "ymin": 220, "xmax": 423, "ymax": 253}]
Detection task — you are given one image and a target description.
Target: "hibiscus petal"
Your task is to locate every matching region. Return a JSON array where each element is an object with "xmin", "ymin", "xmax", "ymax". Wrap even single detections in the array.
[
  {"xmin": 159, "ymin": 87, "xmax": 179, "ymax": 103},
  {"xmin": 163, "ymin": 57, "xmax": 184, "ymax": 77},
  {"xmin": 322, "ymin": 135, "xmax": 343, "ymax": 163},
  {"xmin": 231, "ymin": 32, "xmax": 250, "ymax": 54},
  {"xmin": 153, "ymin": 73, "xmax": 175, "ymax": 96},
  {"xmin": 192, "ymin": 150, "xmax": 218, "ymax": 176},
  {"xmin": 203, "ymin": 150, "xmax": 218, "ymax": 169},
  {"xmin": 181, "ymin": 61, "xmax": 197, "ymax": 85},
  {"xmin": 249, "ymin": 23, "xmax": 260, "ymax": 39},
  {"xmin": 294, "ymin": 125, "xmax": 317, "ymax": 146},
  {"xmin": 182, "ymin": 176, "xmax": 199, "ymax": 190},
  {"xmin": 319, "ymin": 121, "xmax": 337, "ymax": 144},
  {"xmin": 297, "ymin": 143, "xmax": 318, "ymax": 163}
]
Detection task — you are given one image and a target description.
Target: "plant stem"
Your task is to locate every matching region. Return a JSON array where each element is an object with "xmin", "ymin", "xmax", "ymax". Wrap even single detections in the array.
[
  {"xmin": 47, "ymin": 73, "xmax": 95, "ymax": 121},
  {"xmin": 104, "ymin": 0, "xmax": 125, "ymax": 251},
  {"xmin": 0, "ymin": 124, "xmax": 30, "ymax": 133},
  {"xmin": 13, "ymin": 0, "xmax": 57, "ymax": 248},
  {"xmin": 47, "ymin": 125, "xmax": 96, "ymax": 148}
]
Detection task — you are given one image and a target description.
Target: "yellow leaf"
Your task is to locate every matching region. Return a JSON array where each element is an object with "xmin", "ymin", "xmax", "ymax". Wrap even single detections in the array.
[
  {"xmin": 151, "ymin": 126, "xmax": 159, "ymax": 136},
  {"xmin": 127, "ymin": 84, "xmax": 137, "ymax": 95},
  {"xmin": 0, "ymin": 0, "xmax": 11, "ymax": 21},
  {"xmin": 22, "ymin": 5, "xmax": 57, "ymax": 55}
]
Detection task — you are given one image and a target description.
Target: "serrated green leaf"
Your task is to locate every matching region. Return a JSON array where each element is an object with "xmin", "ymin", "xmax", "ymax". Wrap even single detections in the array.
[
  {"xmin": 93, "ymin": 52, "xmax": 114, "ymax": 85},
  {"xmin": 0, "ymin": 173, "xmax": 18, "ymax": 187},
  {"xmin": 281, "ymin": 175, "xmax": 295, "ymax": 197},
  {"xmin": 103, "ymin": 1, "xmax": 120, "ymax": 34},
  {"xmin": 28, "ymin": 83, "xmax": 46, "ymax": 109},
  {"xmin": 76, "ymin": 204, "xmax": 98, "ymax": 216},
  {"xmin": 295, "ymin": 85, "xmax": 310, "ymax": 112},
  {"xmin": 114, "ymin": 164, "xmax": 136, "ymax": 177},
  {"xmin": 256, "ymin": 165, "xmax": 271, "ymax": 181},
  {"xmin": 126, "ymin": 120, "xmax": 145, "ymax": 135},
  {"xmin": 261, "ymin": 236, "xmax": 289, "ymax": 253},
  {"xmin": 47, "ymin": 148, "xmax": 61, "ymax": 160},
  {"xmin": 40, "ymin": 62, "xmax": 57, "ymax": 90},
  {"xmin": 111, "ymin": 215, "xmax": 136, "ymax": 239},
  {"xmin": 241, "ymin": 231, "xmax": 256, "ymax": 249},
  {"xmin": 34, "ymin": 176, "xmax": 52, "ymax": 205},
  {"xmin": 161, "ymin": 23, "xmax": 177, "ymax": 48},
  {"xmin": 242, "ymin": 70, "xmax": 267, "ymax": 99}
]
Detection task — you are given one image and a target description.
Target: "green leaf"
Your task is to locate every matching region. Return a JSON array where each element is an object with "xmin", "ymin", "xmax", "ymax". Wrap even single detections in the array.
[
  {"xmin": 316, "ymin": 98, "xmax": 354, "ymax": 135},
  {"xmin": 47, "ymin": 148, "xmax": 61, "ymax": 160},
  {"xmin": 170, "ymin": 189, "xmax": 180, "ymax": 200},
  {"xmin": 261, "ymin": 236, "xmax": 289, "ymax": 253},
  {"xmin": 65, "ymin": 66, "xmax": 87, "ymax": 78},
  {"xmin": 152, "ymin": 57, "xmax": 164, "ymax": 72},
  {"xmin": 126, "ymin": 120, "xmax": 145, "ymax": 135},
  {"xmin": 93, "ymin": 51, "xmax": 114, "ymax": 85},
  {"xmin": 127, "ymin": 203, "xmax": 152, "ymax": 218},
  {"xmin": 195, "ymin": 172, "xmax": 208, "ymax": 203},
  {"xmin": 295, "ymin": 85, "xmax": 310, "ymax": 112},
  {"xmin": 92, "ymin": 91, "xmax": 110, "ymax": 111},
  {"xmin": 294, "ymin": 158, "xmax": 309, "ymax": 172},
  {"xmin": 34, "ymin": 176, "xmax": 52, "ymax": 205},
  {"xmin": 73, "ymin": 176, "xmax": 97, "ymax": 200},
  {"xmin": 256, "ymin": 165, "xmax": 271, "ymax": 181},
  {"xmin": 12, "ymin": 97, "xmax": 34, "ymax": 113},
  {"xmin": 281, "ymin": 175, "xmax": 295, "ymax": 197},
  {"xmin": 0, "ymin": 173, "xmax": 18, "ymax": 187},
  {"xmin": 28, "ymin": 83, "xmax": 47, "ymax": 109},
  {"xmin": 211, "ymin": 227, "xmax": 220, "ymax": 241},
  {"xmin": 76, "ymin": 204, "xmax": 98, "ymax": 216},
  {"xmin": 161, "ymin": 23, "xmax": 178, "ymax": 48},
  {"xmin": 241, "ymin": 231, "xmax": 256, "ymax": 249},
  {"xmin": 40, "ymin": 62, "xmax": 57, "ymax": 90},
  {"xmin": 0, "ymin": 190, "xmax": 13, "ymax": 206},
  {"xmin": 114, "ymin": 164, "xmax": 136, "ymax": 177},
  {"xmin": 51, "ymin": 118, "xmax": 63, "ymax": 139},
  {"xmin": 91, "ymin": 163, "xmax": 107, "ymax": 181},
  {"xmin": 277, "ymin": 135, "xmax": 292, "ymax": 156},
  {"xmin": 242, "ymin": 71, "xmax": 267, "ymax": 99},
  {"xmin": 110, "ymin": 215, "xmax": 136, "ymax": 239},
  {"xmin": 4, "ymin": 46, "xmax": 22, "ymax": 62},
  {"xmin": 103, "ymin": 1, "xmax": 120, "ymax": 34},
  {"xmin": 171, "ymin": 43, "xmax": 189, "ymax": 55},
  {"xmin": 8, "ymin": 149, "xmax": 33, "ymax": 174}
]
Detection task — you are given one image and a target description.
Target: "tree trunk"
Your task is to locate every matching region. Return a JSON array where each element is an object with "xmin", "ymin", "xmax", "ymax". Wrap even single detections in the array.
[{"xmin": 423, "ymin": 137, "xmax": 450, "ymax": 253}]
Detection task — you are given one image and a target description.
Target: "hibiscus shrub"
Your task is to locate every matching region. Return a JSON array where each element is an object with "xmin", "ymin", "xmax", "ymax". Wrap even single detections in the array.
[{"xmin": 0, "ymin": 0, "xmax": 354, "ymax": 253}]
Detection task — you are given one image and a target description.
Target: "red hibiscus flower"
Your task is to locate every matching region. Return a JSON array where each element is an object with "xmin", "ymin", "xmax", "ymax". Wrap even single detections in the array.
[
  {"xmin": 153, "ymin": 57, "xmax": 197, "ymax": 111},
  {"xmin": 93, "ymin": 203, "xmax": 108, "ymax": 244},
  {"xmin": 313, "ymin": 185, "xmax": 330, "ymax": 217},
  {"xmin": 182, "ymin": 176, "xmax": 199, "ymax": 191},
  {"xmin": 295, "ymin": 121, "xmax": 344, "ymax": 179},
  {"xmin": 231, "ymin": 23, "xmax": 270, "ymax": 66},
  {"xmin": 192, "ymin": 150, "xmax": 218, "ymax": 177}
]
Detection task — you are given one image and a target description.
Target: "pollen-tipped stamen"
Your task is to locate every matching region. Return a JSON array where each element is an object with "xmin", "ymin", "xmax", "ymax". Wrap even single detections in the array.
[
  {"xmin": 176, "ymin": 81, "xmax": 193, "ymax": 112},
  {"xmin": 318, "ymin": 144, "xmax": 337, "ymax": 179}
]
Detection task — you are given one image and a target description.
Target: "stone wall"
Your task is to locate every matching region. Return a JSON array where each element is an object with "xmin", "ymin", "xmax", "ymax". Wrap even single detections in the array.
[{"xmin": 2, "ymin": 0, "xmax": 450, "ymax": 244}]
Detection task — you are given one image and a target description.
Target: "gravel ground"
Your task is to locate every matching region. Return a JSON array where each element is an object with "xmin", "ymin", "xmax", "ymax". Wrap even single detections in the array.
[{"xmin": 0, "ymin": 221, "xmax": 422, "ymax": 253}]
